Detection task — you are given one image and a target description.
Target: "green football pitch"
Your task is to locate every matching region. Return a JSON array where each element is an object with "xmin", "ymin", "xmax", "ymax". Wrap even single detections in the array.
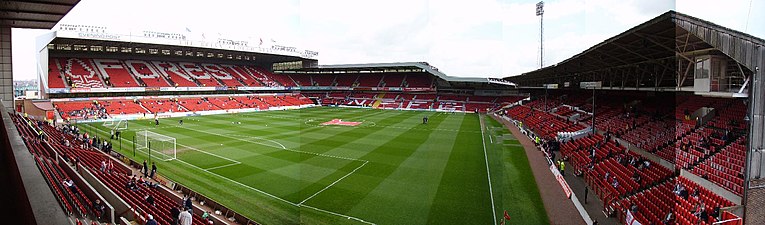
[{"xmin": 79, "ymin": 107, "xmax": 548, "ymax": 225}]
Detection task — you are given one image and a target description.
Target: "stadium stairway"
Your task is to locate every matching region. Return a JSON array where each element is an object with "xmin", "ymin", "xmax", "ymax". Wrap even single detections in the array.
[{"xmin": 371, "ymin": 93, "xmax": 385, "ymax": 108}]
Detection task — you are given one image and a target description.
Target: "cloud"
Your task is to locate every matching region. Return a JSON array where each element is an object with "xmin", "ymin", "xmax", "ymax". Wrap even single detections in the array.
[{"xmin": 11, "ymin": 0, "xmax": 765, "ymax": 81}]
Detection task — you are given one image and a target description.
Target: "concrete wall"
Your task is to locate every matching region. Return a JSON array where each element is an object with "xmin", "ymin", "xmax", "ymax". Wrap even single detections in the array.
[
  {"xmin": 0, "ymin": 104, "xmax": 70, "ymax": 225},
  {"xmin": 76, "ymin": 165, "xmax": 134, "ymax": 222},
  {"xmin": 0, "ymin": 26, "xmax": 12, "ymax": 108},
  {"xmin": 57, "ymin": 155, "xmax": 116, "ymax": 224},
  {"xmin": 744, "ymin": 179, "xmax": 765, "ymax": 225},
  {"xmin": 22, "ymin": 99, "xmax": 53, "ymax": 121}
]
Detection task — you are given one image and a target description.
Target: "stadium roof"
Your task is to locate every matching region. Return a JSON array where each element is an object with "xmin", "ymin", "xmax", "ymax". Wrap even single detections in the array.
[
  {"xmin": 47, "ymin": 37, "xmax": 312, "ymax": 66},
  {"xmin": 0, "ymin": 0, "xmax": 80, "ymax": 29},
  {"xmin": 284, "ymin": 62, "xmax": 515, "ymax": 85},
  {"xmin": 504, "ymin": 10, "xmax": 765, "ymax": 89}
]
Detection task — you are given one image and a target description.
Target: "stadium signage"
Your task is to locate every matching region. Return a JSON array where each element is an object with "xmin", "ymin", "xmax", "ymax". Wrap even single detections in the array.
[
  {"xmin": 579, "ymin": 81, "xmax": 602, "ymax": 89},
  {"xmin": 403, "ymin": 87, "xmax": 434, "ymax": 92},
  {"xmin": 487, "ymin": 78, "xmax": 516, "ymax": 86},
  {"xmin": 47, "ymin": 86, "xmax": 434, "ymax": 94},
  {"xmin": 57, "ymin": 24, "xmax": 319, "ymax": 60},
  {"xmin": 143, "ymin": 31, "xmax": 186, "ymax": 40},
  {"xmin": 217, "ymin": 38, "xmax": 248, "ymax": 46},
  {"xmin": 543, "ymin": 84, "xmax": 558, "ymax": 89},
  {"xmin": 77, "ymin": 32, "xmax": 121, "ymax": 41},
  {"xmin": 237, "ymin": 87, "xmax": 285, "ymax": 91}
]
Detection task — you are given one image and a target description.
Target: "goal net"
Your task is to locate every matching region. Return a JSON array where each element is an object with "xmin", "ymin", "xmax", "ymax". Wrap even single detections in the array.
[{"xmin": 135, "ymin": 130, "xmax": 177, "ymax": 161}]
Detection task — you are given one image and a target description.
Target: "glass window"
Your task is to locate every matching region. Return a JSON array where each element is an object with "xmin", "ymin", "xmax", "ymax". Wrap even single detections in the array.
[{"xmin": 695, "ymin": 58, "xmax": 710, "ymax": 79}]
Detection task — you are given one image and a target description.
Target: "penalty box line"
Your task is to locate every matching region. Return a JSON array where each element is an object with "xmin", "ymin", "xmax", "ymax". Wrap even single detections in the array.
[
  {"xmin": 83, "ymin": 123, "xmax": 242, "ymax": 169},
  {"xmin": 88, "ymin": 119, "xmax": 375, "ymax": 225},
  {"xmin": 174, "ymin": 121, "xmax": 375, "ymax": 225},
  {"xmin": 86, "ymin": 124, "xmax": 377, "ymax": 224}
]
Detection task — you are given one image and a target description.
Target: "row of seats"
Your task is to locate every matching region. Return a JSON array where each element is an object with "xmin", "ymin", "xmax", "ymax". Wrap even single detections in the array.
[
  {"xmin": 12, "ymin": 115, "xmax": 212, "ymax": 225},
  {"xmin": 308, "ymin": 92, "xmax": 523, "ymax": 112},
  {"xmin": 505, "ymin": 105, "xmax": 585, "ymax": 139},
  {"xmin": 54, "ymin": 95, "xmax": 313, "ymax": 119},
  {"xmin": 692, "ymin": 137, "xmax": 746, "ymax": 195},
  {"xmin": 10, "ymin": 114, "xmax": 99, "ymax": 221},
  {"xmin": 619, "ymin": 177, "xmax": 734, "ymax": 225},
  {"xmin": 501, "ymin": 94, "xmax": 744, "ymax": 225},
  {"xmin": 49, "ymin": 58, "xmax": 283, "ymax": 88},
  {"xmin": 48, "ymin": 57, "xmax": 440, "ymax": 89}
]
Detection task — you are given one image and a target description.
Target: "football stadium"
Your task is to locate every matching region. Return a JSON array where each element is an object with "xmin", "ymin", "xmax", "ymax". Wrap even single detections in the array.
[{"xmin": 1, "ymin": 1, "xmax": 765, "ymax": 225}]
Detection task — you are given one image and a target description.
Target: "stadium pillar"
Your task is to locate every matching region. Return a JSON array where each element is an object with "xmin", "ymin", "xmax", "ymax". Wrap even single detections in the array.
[
  {"xmin": 591, "ymin": 83, "xmax": 596, "ymax": 134},
  {"xmin": 544, "ymin": 85, "xmax": 548, "ymax": 112},
  {"xmin": 0, "ymin": 26, "xmax": 12, "ymax": 109},
  {"xmin": 745, "ymin": 62, "xmax": 765, "ymax": 225}
]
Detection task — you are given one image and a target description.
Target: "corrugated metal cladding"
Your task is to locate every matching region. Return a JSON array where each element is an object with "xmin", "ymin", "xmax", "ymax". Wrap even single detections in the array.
[{"xmin": 673, "ymin": 14, "xmax": 764, "ymax": 73}]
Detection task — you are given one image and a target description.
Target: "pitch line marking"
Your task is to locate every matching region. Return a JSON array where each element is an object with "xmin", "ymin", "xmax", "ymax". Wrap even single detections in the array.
[
  {"xmin": 479, "ymin": 115, "xmax": 499, "ymax": 225},
  {"xmin": 178, "ymin": 125, "xmax": 368, "ymax": 162},
  {"xmin": 299, "ymin": 204, "xmax": 376, "ymax": 225},
  {"xmin": 203, "ymin": 161, "xmax": 242, "ymax": 171},
  {"xmin": 174, "ymin": 125, "xmax": 287, "ymax": 150},
  {"xmin": 299, "ymin": 161, "xmax": 368, "ymax": 205},
  {"xmin": 177, "ymin": 142, "xmax": 242, "ymax": 164},
  {"xmin": 83, "ymin": 123, "xmax": 242, "ymax": 165},
  {"xmin": 86, "ymin": 116, "xmax": 376, "ymax": 225},
  {"xmin": 173, "ymin": 157, "xmax": 298, "ymax": 206}
]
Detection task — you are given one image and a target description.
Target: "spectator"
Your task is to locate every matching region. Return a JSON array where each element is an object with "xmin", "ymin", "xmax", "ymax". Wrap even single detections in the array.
[
  {"xmin": 145, "ymin": 194, "xmax": 155, "ymax": 207},
  {"xmin": 93, "ymin": 199, "xmax": 106, "ymax": 221},
  {"xmin": 171, "ymin": 205, "xmax": 181, "ymax": 225},
  {"xmin": 711, "ymin": 206, "xmax": 720, "ymax": 221},
  {"xmin": 699, "ymin": 207, "xmax": 709, "ymax": 224},
  {"xmin": 145, "ymin": 214, "xmax": 158, "ymax": 225},
  {"xmin": 143, "ymin": 160, "xmax": 148, "ymax": 177},
  {"xmin": 184, "ymin": 195, "xmax": 193, "ymax": 211},
  {"xmin": 663, "ymin": 212, "xmax": 674, "ymax": 225},
  {"xmin": 62, "ymin": 179, "xmax": 76, "ymax": 193},
  {"xmin": 179, "ymin": 208, "xmax": 193, "ymax": 225},
  {"xmin": 630, "ymin": 203, "xmax": 638, "ymax": 213},
  {"xmin": 679, "ymin": 187, "xmax": 689, "ymax": 200},
  {"xmin": 151, "ymin": 162, "xmax": 157, "ymax": 179}
]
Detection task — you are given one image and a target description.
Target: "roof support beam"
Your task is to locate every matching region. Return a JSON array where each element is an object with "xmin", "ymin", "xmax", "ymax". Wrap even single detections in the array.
[
  {"xmin": 635, "ymin": 32, "xmax": 694, "ymax": 63},
  {"xmin": 611, "ymin": 42, "xmax": 676, "ymax": 73}
]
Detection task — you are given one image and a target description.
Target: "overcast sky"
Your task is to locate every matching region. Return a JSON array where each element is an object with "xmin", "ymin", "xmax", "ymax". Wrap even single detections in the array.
[{"xmin": 12, "ymin": 0, "xmax": 765, "ymax": 80}]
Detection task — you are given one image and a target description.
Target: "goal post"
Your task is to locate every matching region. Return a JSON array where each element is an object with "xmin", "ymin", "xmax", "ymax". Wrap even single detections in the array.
[{"xmin": 135, "ymin": 130, "xmax": 177, "ymax": 161}]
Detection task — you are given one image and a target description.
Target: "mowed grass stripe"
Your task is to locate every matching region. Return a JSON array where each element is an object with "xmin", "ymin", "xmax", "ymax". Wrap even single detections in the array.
[
  {"xmin": 486, "ymin": 117, "xmax": 549, "ymax": 225},
  {"xmin": 80, "ymin": 108, "xmax": 539, "ymax": 225},
  {"xmin": 169, "ymin": 108, "xmax": 392, "ymax": 149},
  {"xmin": 290, "ymin": 111, "xmax": 430, "ymax": 202},
  {"xmin": 344, "ymin": 113, "xmax": 466, "ymax": 224},
  {"xmin": 143, "ymin": 109, "xmax": 409, "ymax": 203},
  {"xmin": 81, "ymin": 123, "xmax": 307, "ymax": 224},
  {"xmin": 154, "ymin": 125, "xmax": 364, "ymax": 202},
  {"xmin": 426, "ymin": 114, "xmax": 494, "ymax": 224},
  {"xmin": 299, "ymin": 111, "xmax": 451, "ymax": 218}
]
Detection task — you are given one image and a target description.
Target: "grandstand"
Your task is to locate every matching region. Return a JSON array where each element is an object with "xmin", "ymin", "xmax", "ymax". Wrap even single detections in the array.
[{"xmin": 2, "ymin": 3, "xmax": 765, "ymax": 225}]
